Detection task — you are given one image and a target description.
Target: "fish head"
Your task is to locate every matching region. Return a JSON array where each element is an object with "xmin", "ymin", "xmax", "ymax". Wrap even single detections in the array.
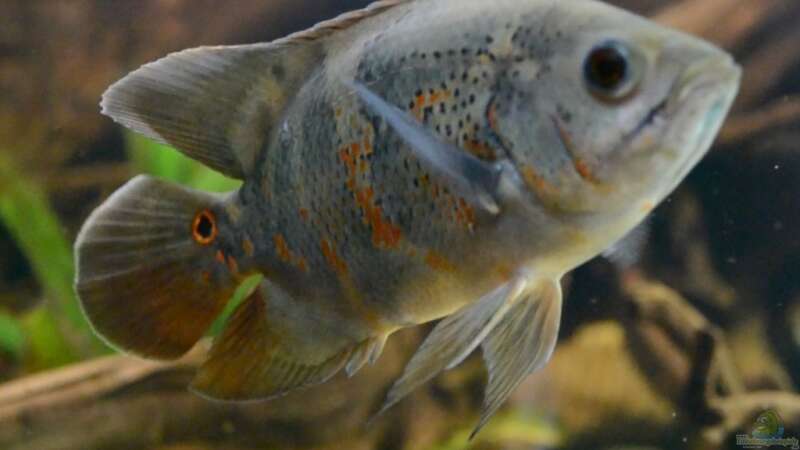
[{"xmin": 491, "ymin": 1, "xmax": 741, "ymax": 223}]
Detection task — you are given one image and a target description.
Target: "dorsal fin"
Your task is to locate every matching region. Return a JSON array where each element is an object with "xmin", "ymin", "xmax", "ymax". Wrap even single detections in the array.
[
  {"xmin": 101, "ymin": 0, "xmax": 412, "ymax": 179},
  {"xmin": 275, "ymin": 0, "xmax": 411, "ymax": 44}
]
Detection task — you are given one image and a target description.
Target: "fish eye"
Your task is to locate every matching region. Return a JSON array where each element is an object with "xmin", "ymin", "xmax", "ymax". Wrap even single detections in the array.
[
  {"xmin": 583, "ymin": 40, "xmax": 640, "ymax": 102},
  {"xmin": 192, "ymin": 209, "xmax": 217, "ymax": 245}
]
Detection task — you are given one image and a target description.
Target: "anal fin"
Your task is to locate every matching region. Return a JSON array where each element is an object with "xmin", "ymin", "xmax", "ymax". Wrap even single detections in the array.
[
  {"xmin": 192, "ymin": 280, "xmax": 386, "ymax": 400},
  {"xmin": 192, "ymin": 283, "xmax": 354, "ymax": 400}
]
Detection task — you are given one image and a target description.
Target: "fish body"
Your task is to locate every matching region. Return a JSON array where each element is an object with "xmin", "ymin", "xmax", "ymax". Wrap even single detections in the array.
[{"xmin": 75, "ymin": 0, "xmax": 741, "ymax": 435}]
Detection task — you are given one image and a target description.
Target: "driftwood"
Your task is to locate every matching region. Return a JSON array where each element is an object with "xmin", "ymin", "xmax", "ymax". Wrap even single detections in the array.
[
  {"xmin": 1, "ymin": 0, "xmax": 800, "ymax": 449},
  {"xmin": 0, "ymin": 332, "xmax": 474, "ymax": 450}
]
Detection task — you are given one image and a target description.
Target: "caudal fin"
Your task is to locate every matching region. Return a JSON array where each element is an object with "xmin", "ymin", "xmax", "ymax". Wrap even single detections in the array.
[{"xmin": 74, "ymin": 175, "xmax": 239, "ymax": 359}]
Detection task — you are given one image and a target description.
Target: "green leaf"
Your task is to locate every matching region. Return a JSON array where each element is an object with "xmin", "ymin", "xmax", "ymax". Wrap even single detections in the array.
[
  {"xmin": 0, "ymin": 313, "xmax": 25, "ymax": 360},
  {"xmin": 208, "ymin": 275, "xmax": 264, "ymax": 336},
  {"xmin": 126, "ymin": 132, "xmax": 241, "ymax": 192},
  {"xmin": 0, "ymin": 152, "xmax": 105, "ymax": 369}
]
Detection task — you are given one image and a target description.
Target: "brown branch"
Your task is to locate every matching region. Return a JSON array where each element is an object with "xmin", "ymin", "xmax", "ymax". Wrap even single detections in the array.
[
  {"xmin": 720, "ymin": 96, "xmax": 800, "ymax": 144},
  {"xmin": 0, "ymin": 332, "xmax": 472, "ymax": 450},
  {"xmin": 619, "ymin": 273, "xmax": 800, "ymax": 449},
  {"xmin": 655, "ymin": 0, "xmax": 770, "ymax": 46},
  {"xmin": 737, "ymin": 22, "xmax": 800, "ymax": 110}
]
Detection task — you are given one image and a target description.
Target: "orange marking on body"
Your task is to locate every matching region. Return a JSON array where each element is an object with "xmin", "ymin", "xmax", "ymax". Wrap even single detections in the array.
[
  {"xmin": 573, "ymin": 158, "xmax": 595, "ymax": 181},
  {"xmin": 455, "ymin": 198, "xmax": 476, "ymax": 229},
  {"xmin": 522, "ymin": 165, "xmax": 558, "ymax": 198},
  {"xmin": 340, "ymin": 140, "xmax": 372, "ymax": 192},
  {"xmin": 242, "ymin": 238, "xmax": 254, "ymax": 257},
  {"xmin": 339, "ymin": 133, "xmax": 400, "ymax": 249},
  {"xmin": 642, "ymin": 201, "xmax": 655, "ymax": 213},
  {"xmin": 412, "ymin": 89, "xmax": 451, "ymax": 119},
  {"xmin": 496, "ymin": 264, "xmax": 515, "ymax": 281},
  {"xmin": 464, "ymin": 139, "xmax": 497, "ymax": 161},
  {"xmin": 355, "ymin": 187, "xmax": 403, "ymax": 249},
  {"xmin": 487, "ymin": 101, "xmax": 499, "ymax": 130},
  {"xmin": 339, "ymin": 147, "xmax": 357, "ymax": 191},
  {"xmin": 319, "ymin": 239, "xmax": 383, "ymax": 330},
  {"xmin": 420, "ymin": 174, "xmax": 430, "ymax": 187},
  {"xmin": 321, "ymin": 239, "xmax": 348, "ymax": 275},
  {"xmin": 274, "ymin": 234, "xmax": 309, "ymax": 272},
  {"xmin": 298, "ymin": 208, "xmax": 310, "ymax": 222},
  {"xmin": 296, "ymin": 257, "xmax": 309, "ymax": 273},
  {"xmin": 363, "ymin": 136, "xmax": 374, "ymax": 156},
  {"xmin": 425, "ymin": 251, "xmax": 456, "ymax": 273},
  {"xmin": 552, "ymin": 116, "xmax": 598, "ymax": 183},
  {"xmin": 273, "ymin": 234, "xmax": 292, "ymax": 263},
  {"xmin": 226, "ymin": 255, "xmax": 239, "ymax": 275},
  {"xmin": 215, "ymin": 250, "xmax": 225, "ymax": 264}
]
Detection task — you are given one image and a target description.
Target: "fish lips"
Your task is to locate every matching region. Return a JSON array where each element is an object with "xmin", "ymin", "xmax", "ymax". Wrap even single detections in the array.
[
  {"xmin": 624, "ymin": 54, "xmax": 741, "ymax": 195},
  {"xmin": 666, "ymin": 56, "xmax": 741, "ymax": 177}
]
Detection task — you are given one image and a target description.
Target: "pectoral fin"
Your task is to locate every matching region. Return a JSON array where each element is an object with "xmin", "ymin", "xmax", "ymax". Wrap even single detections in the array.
[
  {"xmin": 350, "ymin": 81, "xmax": 504, "ymax": 214},
  {"xmin": 376, "ymin": 272, "xmax": 562, "ymax": 437},
  {"xmin": 473, "ymin": 279, "xmax": 562, "ymax": 438}
]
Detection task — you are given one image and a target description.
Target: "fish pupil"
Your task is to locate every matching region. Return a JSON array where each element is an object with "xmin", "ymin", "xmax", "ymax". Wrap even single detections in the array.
[
  {"xmin": 584, "ymin": 42, "xmax": 631, "ymax": 98},
  {"xmin": 192, "ymin": 210, "xmax": 217, "ymax": 245}
]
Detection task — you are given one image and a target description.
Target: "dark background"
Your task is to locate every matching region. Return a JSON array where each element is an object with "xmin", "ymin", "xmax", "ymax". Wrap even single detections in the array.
[{"xmin": 0, "ymin": 1, "xmax": 799, "ymax": 449}]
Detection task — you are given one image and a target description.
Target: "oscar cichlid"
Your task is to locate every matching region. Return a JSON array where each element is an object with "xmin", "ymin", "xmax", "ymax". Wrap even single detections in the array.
[{"xmin": 74, "ymin": 0, "xmax": 741, "ymax": 436}]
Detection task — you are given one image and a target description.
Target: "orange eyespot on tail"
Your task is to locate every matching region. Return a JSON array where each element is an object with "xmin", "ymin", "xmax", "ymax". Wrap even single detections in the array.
[{"xmin": 192, "ymin": 209, "xmax": 218, "ymax": 245}]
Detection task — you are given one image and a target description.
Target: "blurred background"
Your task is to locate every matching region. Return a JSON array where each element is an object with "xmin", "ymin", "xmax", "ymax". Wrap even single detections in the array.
[{"xmin": 0, "ymin": 0, "xmax": 799, "ymax": 449}]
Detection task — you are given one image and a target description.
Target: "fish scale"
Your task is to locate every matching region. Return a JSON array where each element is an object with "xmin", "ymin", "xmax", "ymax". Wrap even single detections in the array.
[
  {"xmin": 259, "ymin": 77, "xmax": 482, "ymax": 326},
  {"xmin": 74, "ymin": 0, "xmax": 741, "ymax": 438}
]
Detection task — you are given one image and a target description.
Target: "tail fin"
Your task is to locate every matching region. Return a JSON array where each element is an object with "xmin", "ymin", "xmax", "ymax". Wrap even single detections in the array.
[{"xmin": 74, "ymin": 175, "xmax": 239, "ymax": 359}]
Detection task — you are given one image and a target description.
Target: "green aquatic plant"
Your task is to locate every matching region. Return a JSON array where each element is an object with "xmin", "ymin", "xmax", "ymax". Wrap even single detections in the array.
[
  {"xmin": 0, "ymin": 152, "xmax": 104, "ymax": 369},
  {"xmin": 126, "ymin": 131, "xmax": 240, "ymax": 192},
  {"xmin": 0, "ymin": 135, "xmax": 242, "ymax": 371},
  {"xmin": 0, "ymin": 312, "xmax": 25, "ymax": 362}
]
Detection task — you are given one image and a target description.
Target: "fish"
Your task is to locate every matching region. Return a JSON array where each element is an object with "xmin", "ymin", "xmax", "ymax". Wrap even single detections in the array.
[{"xmin": 74, "ymin": 0, "xmax": 741, "ymax": 436}]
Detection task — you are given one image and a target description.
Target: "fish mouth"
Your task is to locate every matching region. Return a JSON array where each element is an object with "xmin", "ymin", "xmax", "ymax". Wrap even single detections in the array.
[
  {"xmin": 630, "ymin": 55, "xmax": 740, "ymax": 146},
  {"xmin": 663, "ymin": 55, "xmax": 741, "ymax": 179},
  {"xmin": 608, "ymin": 53, "xmax": 740, "ymax": 210},
  {"xmin": 625, "ymin": 54, "xmax": 740, "ymax": 173}
]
